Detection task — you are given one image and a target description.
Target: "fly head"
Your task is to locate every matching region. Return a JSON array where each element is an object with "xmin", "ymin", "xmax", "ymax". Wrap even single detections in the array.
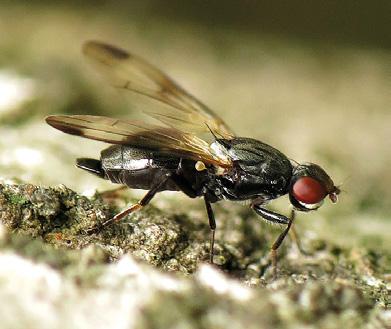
[{"xmin": 289, "ymin": 162, "xmax": 340, "ymax": 212}]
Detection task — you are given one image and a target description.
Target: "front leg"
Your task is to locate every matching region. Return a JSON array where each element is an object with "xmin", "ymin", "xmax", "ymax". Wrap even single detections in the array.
[
  {"xmin": 289, "ymin": 218, "xmax": 309, "ymax": 256},
  {"xmin": 252, "ymin": 204, "xmax": 290, "ymax": 225},
  {"xmin": 252, "ymin": 203, "xmax": 295, "ymax": 278}
]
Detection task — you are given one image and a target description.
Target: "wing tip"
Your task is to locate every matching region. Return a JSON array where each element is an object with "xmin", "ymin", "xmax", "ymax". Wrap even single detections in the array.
[
  {"xmin": 45, "ymin": 115, "xmax": 60, "ymax": 126},
  {"xmin": 82, "ymin": 40, "xmax": 100, "ymax": 55},
  {"xmin": 82, "ymin": 40, "xmax": 130, "ymax": 60},
  {"xmin": 45, "ymin": 115, "xmax": 83, "ymax": 136}
]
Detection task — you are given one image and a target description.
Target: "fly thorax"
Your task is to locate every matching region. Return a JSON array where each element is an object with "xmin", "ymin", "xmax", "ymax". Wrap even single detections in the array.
[{"xmin": 213, "ymin": 137, "xmax": 293, "ymax": 199}]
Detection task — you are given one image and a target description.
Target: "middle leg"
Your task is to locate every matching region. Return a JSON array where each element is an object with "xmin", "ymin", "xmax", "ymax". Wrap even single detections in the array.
[
  {"xmin": 170, "ymin": 174, "xmax": 216, "ymax": 264},
  {"xmin": 204, "ymin": 198, "xmax": 216, "ymax": 264}
]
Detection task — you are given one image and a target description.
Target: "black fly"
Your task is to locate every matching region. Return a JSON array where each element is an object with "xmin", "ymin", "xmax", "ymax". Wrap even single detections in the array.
[{"xmin": 46, "ymin": 41, "xmax": 340, "ymax": 273}]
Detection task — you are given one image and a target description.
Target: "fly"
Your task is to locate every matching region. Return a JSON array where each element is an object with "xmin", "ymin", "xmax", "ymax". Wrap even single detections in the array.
[{"xmin": 46, "ymin": 41, "xmax": 340, "ymax": 274}]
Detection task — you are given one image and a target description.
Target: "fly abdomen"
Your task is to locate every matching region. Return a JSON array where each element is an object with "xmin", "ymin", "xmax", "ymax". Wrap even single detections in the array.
[
  {"xmin": 76, "ymin": 158, "xmax": 105, "ymax": 178},
  {"xmin": 100, "ymin": 145, "xmax": 180, "ymax": 191}
]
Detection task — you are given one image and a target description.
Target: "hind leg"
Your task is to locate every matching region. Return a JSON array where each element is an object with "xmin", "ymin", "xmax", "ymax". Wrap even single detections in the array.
[{"xmin": 85, "ymin": 173, "xmax": 171, "ymax": 234}]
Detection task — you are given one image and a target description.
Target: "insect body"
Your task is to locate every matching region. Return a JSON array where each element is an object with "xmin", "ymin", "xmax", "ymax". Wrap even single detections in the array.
[{"xmin": 46, "ymin": 41, "xmax": 340, "ymax": 271}]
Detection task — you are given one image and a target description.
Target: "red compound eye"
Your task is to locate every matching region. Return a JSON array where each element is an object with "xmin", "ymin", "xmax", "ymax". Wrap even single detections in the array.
[{"xmin": 292, "ymin": 176, "xmax": 326, "ymax": 204}]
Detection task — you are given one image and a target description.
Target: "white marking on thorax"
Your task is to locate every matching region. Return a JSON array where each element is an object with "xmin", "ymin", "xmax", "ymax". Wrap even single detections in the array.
[
  {"xmin": 210, "ymin": 141, "xmax": 230, "ymax": 162},
  {"xmin": 210, "ymin": 141, "xmax": 231, "ymax": 176}
]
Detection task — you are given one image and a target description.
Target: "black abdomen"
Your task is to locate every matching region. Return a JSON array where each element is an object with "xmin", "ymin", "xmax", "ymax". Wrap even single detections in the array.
[
  {"xmin": 76, "ymin": 158, "xmax": 105, "ymax": 177},
  {"xmin": 101, "ymin": 145, "xmax": 180, "ymax": 191}
]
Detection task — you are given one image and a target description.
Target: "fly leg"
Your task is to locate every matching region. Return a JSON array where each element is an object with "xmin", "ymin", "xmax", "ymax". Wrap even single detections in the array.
[
  {"xmin": 85, "ymin": 174, "xmax": 170, "ymax": 234},
  {"xmin": 270, "ymin": 210, "xmax": 295, "ymax": 278},
  {"xmin": 288, "ymin": 214, "xmax": 309, "ymax": 256},
  {"xmin": 169, "ymin": 174, "xmax": 216, "ymax": 264},
  {"xmin": 252, "ymin": 204, "xmax": 295, "ymax": 278},
  {"xmin": 204, "ymin": 198, "xmax": 216, "ymax": 264}
]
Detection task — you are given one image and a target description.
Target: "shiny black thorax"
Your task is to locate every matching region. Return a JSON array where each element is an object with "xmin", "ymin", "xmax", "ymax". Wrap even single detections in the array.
[
  {"xmin": 78, "ymin": 137, "xmax": 293, "ymax": 204},
  {"xmin": 206, "ymin": 138, "xmax": 293, "ymax": 202}
]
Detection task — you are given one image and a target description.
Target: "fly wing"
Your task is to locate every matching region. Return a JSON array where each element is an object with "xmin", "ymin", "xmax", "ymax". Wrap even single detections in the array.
[
  {"xmin": 82, "ymin": 41, "xmax": 235, "ymax": 139},
  {"xmin": 46, "ymin": 115, "xmax": 232, "ymax": 167}
]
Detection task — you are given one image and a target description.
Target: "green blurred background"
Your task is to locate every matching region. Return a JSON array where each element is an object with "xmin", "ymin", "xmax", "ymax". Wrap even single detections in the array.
[{"xmin": 0, "ymin": 1, "xmax": 390, "ymax": 250}]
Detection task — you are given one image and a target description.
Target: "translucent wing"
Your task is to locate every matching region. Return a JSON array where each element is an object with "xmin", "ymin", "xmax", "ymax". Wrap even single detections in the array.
[
  {"xmin": 46, "ymin": 115, "xmax": 232, "ymax": 167},
  {"xmin": 82, "ymin": 40, "xmax": 235, "ymax": 139}
]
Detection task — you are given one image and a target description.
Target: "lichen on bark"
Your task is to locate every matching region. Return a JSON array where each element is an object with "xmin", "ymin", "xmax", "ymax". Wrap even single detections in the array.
[{"xmin": 0, "ymin": 182, "xmax": 389, "ymax": 329}]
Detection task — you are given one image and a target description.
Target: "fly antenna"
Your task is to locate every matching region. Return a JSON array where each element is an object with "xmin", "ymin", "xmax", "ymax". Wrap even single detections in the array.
[{"xmin": 336, "ymin": 175, "xmax": 350, "ymax": 194}]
